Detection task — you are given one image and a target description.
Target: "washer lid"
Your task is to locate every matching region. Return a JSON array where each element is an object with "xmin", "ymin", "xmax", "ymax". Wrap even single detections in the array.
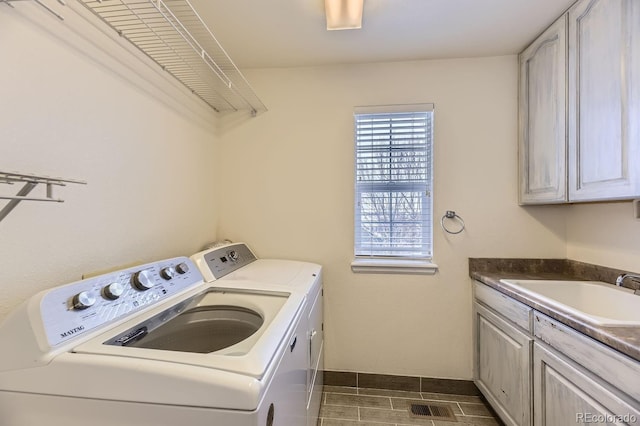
[{"xmin": 73, "ymin": 286, "xmax": 305, "ymax": 379}]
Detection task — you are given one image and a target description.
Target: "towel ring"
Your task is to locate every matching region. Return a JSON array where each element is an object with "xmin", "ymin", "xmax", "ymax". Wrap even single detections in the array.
[{"xmin": 441, "ymin": 210, "xmax": 465, "ymax": 234}]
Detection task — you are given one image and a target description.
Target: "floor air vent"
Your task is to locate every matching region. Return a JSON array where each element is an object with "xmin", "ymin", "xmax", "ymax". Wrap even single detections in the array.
[{"xmin": 409, "ymin": 403, "xmax": 457, "ymax": 421}]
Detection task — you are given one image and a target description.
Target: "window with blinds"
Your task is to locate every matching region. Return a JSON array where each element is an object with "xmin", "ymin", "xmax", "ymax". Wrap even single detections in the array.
[{"xmin": 354, "ymin": 105, "xmax": 433, "ymax": 259}]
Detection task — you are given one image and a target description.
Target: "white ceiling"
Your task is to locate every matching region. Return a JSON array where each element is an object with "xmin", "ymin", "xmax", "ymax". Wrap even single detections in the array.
[{"xmin": 188, "ymin": 0, "xmax": 576, "ymax": 69}]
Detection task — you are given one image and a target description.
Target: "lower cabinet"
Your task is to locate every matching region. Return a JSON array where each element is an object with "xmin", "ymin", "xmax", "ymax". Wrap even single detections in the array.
[
  {"xmin": 533, "ymin": 342, "xmax": 640, "ymax": 426},
  {"xmin": 474, "ymin": 281, "xmax": 640, "ymax": 426},
  {"xmin": 474, "ymin": 303, "xmax": 532, "ymax": 426}
]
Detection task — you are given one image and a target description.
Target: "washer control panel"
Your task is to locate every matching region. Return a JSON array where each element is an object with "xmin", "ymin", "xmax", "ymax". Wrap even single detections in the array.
[
  {"xmin": 201, "ymin": 243, "xmax": 256, "ymax": 279},
  {"xmin": 40, "ymin": 257, "xmax": 202, "ymax": 347}
]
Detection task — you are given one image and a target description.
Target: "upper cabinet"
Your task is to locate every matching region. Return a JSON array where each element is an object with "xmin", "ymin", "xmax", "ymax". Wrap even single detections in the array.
[
  {"xmin": 519, "ymin": 15, "xmax": 568, "ymax": 204},
  {"xmin": 568, "ymin": 0, "xmax": 640, "ymax": 201},
  {"xmin": 519, "ymin": 0, "xmax": 640, "ymax": 204}
]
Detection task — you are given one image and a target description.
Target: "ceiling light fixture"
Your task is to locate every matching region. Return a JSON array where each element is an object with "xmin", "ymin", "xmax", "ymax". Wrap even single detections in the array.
[{"xmin": 325, "ymin": 0, "xmax": 364, "ymax": 31}]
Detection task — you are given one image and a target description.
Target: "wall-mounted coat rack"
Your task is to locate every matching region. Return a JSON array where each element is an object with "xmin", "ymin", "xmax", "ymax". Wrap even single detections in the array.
[{"xmin": 0, "ymin": 171, "xmax": 86, "ymax": 223}]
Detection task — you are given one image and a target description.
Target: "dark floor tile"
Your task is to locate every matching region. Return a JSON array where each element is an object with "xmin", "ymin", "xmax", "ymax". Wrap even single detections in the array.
[
  {"xmin": 325, "ymin": 393, "xmax": 392, "ymax": 409},
  {"xmin": 390, "ymin": 398, "xmax": 462, "ymax": 416},
  {"xmin": 325, "ymin": 371, "xmax": 358, "ymax": 387},
  {"xmin": 458, "ymin": 402, "xmax": 493, "ymax": 417},
  {"xmin": 321, "ymin": 419, "xmax": 395, "ymax": 426},
  {"xmin": 421, "ymin": 392, "xmax": 483, "ymax": 403},
  {"xmin": 318, "ymin": 385, "xmax": 501, "ymax": 426},
  {"xmin": 359, "ymin": 387, "xmax": 422, "ymax": 399},
  {"xmin": 420, "ymin": 378, "xmax": 480, "ymax": 396},
  {"xmin": 433, "ymin": 415, "xmax": 501, "ymax": 426},
  {"xmin": 359, "ymin": 407, "xmax": 435, "ymax": 425},
  {"xmin": 324, "ymin": 385, "xmax": 358, "ymax": 395},
  {"xmin": 389, "ymin": 397, "xmax": 422, "ymax": 410},
  {"xmin": 358, "ymin": 372, "xmax": 421, "ymax": 392},
  {"xmin": 320, "ymin": 404, "xmax": 359, "ymax": 420}
]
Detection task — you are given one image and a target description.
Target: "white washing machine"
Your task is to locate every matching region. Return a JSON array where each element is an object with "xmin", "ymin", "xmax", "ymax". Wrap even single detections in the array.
[
  {"xmin": 191, "ymin": 242, "xmax": 324, "ymax": 426},
  {"xmin": 0, "ymin": 244, "xmax": 321, "ymax": 426}
]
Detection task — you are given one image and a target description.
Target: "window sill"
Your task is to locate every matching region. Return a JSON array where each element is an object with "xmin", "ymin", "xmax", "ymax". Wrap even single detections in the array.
[{"xmin": 350, "ymin": 258, "xmax": 438, "ymax": 275}]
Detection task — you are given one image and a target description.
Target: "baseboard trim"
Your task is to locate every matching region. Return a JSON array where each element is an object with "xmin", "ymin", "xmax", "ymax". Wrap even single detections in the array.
[{"xmin": 323, "ymin": 370, "xmax": 480, "ymax": 396}]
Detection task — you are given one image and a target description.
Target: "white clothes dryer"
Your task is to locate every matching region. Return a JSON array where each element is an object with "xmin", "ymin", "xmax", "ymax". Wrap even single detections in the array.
[{"xmin": 0, "ymin": 246, "xmax": 320, "ymax": 426}]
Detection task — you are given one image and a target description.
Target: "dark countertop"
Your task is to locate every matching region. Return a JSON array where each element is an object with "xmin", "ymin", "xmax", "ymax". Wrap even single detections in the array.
[{"xmin": 469, "ymin": 258, "xmax": 640, "ymax": 363}]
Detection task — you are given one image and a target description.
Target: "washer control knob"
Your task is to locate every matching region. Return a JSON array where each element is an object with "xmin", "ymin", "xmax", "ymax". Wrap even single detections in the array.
[
  {"xmin": 102, "ymin": 282, "xmax": 125, "ymax": 300},
  {"xmin": 72, "ymin": 291, "xmax": 96, "ymax": 310},
  {"xmin": 132, "ymin": 270, "xmax": 154, "ymax": 291},
  {"xmin": 160, "ymin": 267, "xmax": 176, "ymax": 280},
  {"xmin": 175, "ymin": 262, "xmax": 189, "ymax": 274},
  {"xmin": 228, "ymin": 250, "xmax": 239, "ymax": 262}
]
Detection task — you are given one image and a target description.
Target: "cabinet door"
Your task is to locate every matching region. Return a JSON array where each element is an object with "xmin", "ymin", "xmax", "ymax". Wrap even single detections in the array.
[
  {"xmin": 568, "ymin": 0, "xmax": 640, "ymax": 201},
  {"xmin": 519, "ymin": 15, "xmax": 568, "ymax": 204},
  {"xmin": 474, "ymin": 303, "xmax": 532, "ymax": 426},
  {"xmin": 533, "ymin": 343, "xmax": 640, "ymax": 426}
]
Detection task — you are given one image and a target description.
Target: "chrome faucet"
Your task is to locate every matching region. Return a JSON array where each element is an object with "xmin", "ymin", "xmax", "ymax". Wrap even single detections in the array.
[{"xmin": 615, "ymin": 273, "xmax": 640, "ymax": 295}]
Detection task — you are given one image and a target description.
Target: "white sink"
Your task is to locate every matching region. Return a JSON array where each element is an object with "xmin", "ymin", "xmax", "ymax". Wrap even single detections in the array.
[{"xmin": 499, "ymin": 279, "xmax": 640, "ymax": 327}]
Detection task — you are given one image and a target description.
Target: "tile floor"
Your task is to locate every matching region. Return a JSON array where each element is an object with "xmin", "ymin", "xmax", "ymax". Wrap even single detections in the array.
[{"xmin": 318, "ymin": 385, "xmax": 504, "ymax": 426}]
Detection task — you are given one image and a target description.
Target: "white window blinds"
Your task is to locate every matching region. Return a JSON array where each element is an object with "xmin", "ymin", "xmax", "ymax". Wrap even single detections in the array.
[{"xmin": 354, "ymin": 104, "xmax": 434, "ymax": 258}]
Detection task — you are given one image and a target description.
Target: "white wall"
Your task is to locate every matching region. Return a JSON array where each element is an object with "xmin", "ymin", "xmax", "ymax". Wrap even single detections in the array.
[
  {"xmin": 566, "ymin": 202, "xmax": 640, "ymax": 272},
  {"xmin": 216, "ymin": 57, "xmax": 567, "ymax": 379},
  {"xmin": 0, "ymin": 4, "xmax": 219, "ymax": 320}
]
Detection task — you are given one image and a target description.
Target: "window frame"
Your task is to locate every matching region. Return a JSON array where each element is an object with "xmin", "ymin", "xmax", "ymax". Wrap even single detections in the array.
[{"xmin": 351, "ymin": 104, "xmax": 438, "ymax": 275}]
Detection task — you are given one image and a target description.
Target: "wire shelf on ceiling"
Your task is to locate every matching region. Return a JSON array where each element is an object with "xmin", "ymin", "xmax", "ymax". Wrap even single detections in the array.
[
  {"xmin": 78, "ymin": 0, "xmax": 266, "ymax": 116},
  {"xmin": 1, "ymin": 0, "xmax": 66, "ymax": 20}
]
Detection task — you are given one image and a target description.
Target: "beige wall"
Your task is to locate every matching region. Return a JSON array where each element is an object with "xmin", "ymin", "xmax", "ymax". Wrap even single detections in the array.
[
  {"xmin": 0, "ymin": 5, "xmax": 219, "ymax": 320},
  {"xmin": 216, "ymin": 57, "xmax": 567, "ymax": 379},
  {"xmin": 8, "ymin": 4, "xmax": 632, "ymax": 382},
  {"xmin": 566, "ymin": 202, "xmax": 640, "ymax": 272}
]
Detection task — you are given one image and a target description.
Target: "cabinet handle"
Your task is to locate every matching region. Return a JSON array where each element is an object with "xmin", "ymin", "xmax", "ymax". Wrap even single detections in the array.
[{"xmin": 290, "ymin": 336, "xmax": 297, "ymax": 352}]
